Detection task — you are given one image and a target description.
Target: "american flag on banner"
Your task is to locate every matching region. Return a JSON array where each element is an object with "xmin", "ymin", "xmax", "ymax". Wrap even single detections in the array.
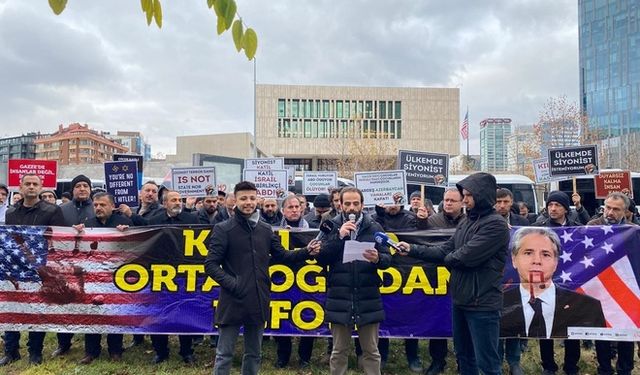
[
  {"xmin": 504, "ymin": 225, "xmax": 640, "ymax": 331},
  {"xmin": 0, "ymin": 226, "xmax": 158, "ymax": 333},
  {"xmin": 460, "ymin": 109, "xmax": 469, "ymax": 140}
]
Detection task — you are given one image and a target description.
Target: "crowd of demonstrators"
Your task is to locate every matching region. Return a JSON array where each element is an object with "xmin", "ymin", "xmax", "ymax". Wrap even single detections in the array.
[
  {"xmin": 304, "ymin": 194, "xmax": 331, "ymax": 228},
  {"xmin": 259, "ymin": 197, "xmax": 282, "ymax": 225}
]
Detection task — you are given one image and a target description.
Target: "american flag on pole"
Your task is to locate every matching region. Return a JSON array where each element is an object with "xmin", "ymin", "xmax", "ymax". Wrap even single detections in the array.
[
  {"xmin": 460, "ymin": 109, "xmax": 469, "ymax": 140},
  {"xmin": 0, "ymin": 226, "xmax": 161, "ymax": 333},
  {"xmin": 504, "ymin": 225, "xmax": 640, "ymax": 334}
]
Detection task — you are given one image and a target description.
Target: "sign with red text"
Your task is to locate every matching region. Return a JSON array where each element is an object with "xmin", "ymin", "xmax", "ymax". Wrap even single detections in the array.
[
  {"xmin": 594, "ymin": 171, "xmax": 633, "ymax": 199},
  {"xmin": 7, "ymin": 159, "xmax": 57, "ymax": 189},
  {"xmin": 171, "ymin": 167, "xmax": 216, "ymax": 197},
  {"xmin": 243, "ymin": 169, "xmax": 288, "ymax": 198}
]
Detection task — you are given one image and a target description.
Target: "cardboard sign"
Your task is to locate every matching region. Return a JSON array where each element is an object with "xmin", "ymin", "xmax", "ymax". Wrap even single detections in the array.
[
  {"xmin": 243, "ymin": 169, "xmax": 288, "ymax": 198},
  {"xmin": 594, "ymin": 171, "xmax": 633, "ymax": 199},
  {"xmin": 244, "ymin": 157, "xmax": 284, "ymax": 170},
  {"xmin": 548, "ymin": 145, "xmax": 599, "ymax": 177},
  {"xmin": 285, "ymin": 166, "xmax": 295, "ymax": 187},
  {"xmin": 171, "ymin": 167, "xmax": 216, "ymax": 197},
  {"xmin": 398, "ymin": 150, "xmax": 449, "ymax": 186},
  {"xmin": 354, "ymin": 170, "xmax": 407, "ymax": 207},
  {"xmin": 531, "ymin": 157, "xmax": 563, "ymax": 184},
  {"xmin": 303, "ymin": 171, "xmax": 338, "ymax": 195},
  {"xmin": 7, "ymin": 159, "xmax": 57, "ymax": 189},
  {"xmin": 113, "ymin": 153, "xmax": 144, "ymax": 187},
  {"xmin": 104, "ymin": 161, "xmax": 139, "ymax": 206}
]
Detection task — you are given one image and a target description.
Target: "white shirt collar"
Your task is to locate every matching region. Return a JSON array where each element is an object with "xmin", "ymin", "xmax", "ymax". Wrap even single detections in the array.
[{"xmin": 519, "ymin": 283, "xmax": 556, "ymax": 338}]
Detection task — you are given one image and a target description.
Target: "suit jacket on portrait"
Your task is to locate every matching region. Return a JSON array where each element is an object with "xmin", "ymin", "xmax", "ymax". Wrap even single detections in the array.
[{"xmin": 500, "ymin": 285, "xmax": 606, "ymax": 338}]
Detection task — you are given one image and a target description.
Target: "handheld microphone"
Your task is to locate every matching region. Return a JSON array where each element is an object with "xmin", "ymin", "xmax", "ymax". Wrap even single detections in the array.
[
  {"xmin": 314, "ymin": 220, "xmax": 335, "ymax": 241},
  {"xmin": 374, "ymin": 232, "xmax": 404, "ymax": 252},
  {"xmin": 348, "ymin": 214, "xmax": 356, "ymax": 223}
]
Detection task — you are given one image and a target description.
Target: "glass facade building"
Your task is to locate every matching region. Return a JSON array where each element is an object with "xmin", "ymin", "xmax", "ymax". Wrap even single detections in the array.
[
  {"xmin": 0, "ymin": 133, "xmax": 37, "ymax": 162},
  {"xmin": 480, "ymin": 118, "xmax": 512, "ymax": 172},
  {"xmin": 579, "ymin": 0, "xmax": 640, "ymax": 138}
]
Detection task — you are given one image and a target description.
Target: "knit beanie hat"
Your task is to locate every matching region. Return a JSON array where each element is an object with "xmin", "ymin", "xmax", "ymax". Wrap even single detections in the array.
[
  {"xmin": 313, "ymin": 194, "xmax": 331, "ymax": 208},
  {"xmin": 71, "ymin": 174, "xmax": 92, "ymax": 189},
  {"xmin": 546, "ymin": 191, "xmax": 570, "ymax": 212}
]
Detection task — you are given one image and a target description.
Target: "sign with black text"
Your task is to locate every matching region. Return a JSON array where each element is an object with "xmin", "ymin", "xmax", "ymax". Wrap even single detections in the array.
[
  {"xmin": 398, "ymin": 150, "xmax": 449, "ymax": 186},
  {"xmin": 244, "ymin": 157, "xmax": 284, "ymax": 170},
  {"xmin": 355, "ymin": 170, "xmax": 407, "ymax": 207},
  {"xmin": 548, "ymin": 145, "xmax": 599, "ymax": 177},
  {"xmin": 171, "ymin": 167, "xmax": 216, "ymax": 197},
  {"xmin": 113, "ymin": 153, "xmax": 144, "ymax": 187},
  {"xmin": 243, "ymin": 169, "xmax": 288, "ymax": 198},
  {"xmin": 303, "ymin": 171, "xmax": 337, "ymax": 195},
  {"xmin": 104, "ymin": 161, "xmax": 139, "ymax": 206}
]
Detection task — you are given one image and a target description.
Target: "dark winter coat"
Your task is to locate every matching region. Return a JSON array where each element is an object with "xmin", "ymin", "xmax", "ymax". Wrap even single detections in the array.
[
  {"xmin": 205, "ymin": 208, "xmax": 311, "ymax": 326},
  {"xmin": 507, "ymin": 213, "xmax": 530, "ymax": 227},
  {"xmin": 419, "ymin": 211, "xmax": 466, "ymax": 230},
  {"xmin": 371, "ymin": 207, "xmax": 421, "ymax": 231},
  {"xmin": 6, "ymin": 200, "xmax": 66, "ymax": 226},
  {"xmin": 130, "ymin": 202, "xmax": 163, "ymax": 226},
  {"xmin": 85, "ymin": 214, "xmax": 133, "ymax": 228},
  {"xmin": 315, "ymin": 213, "xmax": 392, "ymax": 326},
  {"xmin": 195, "ymin": 207, "xmax": 219, "ymax": 225},
  {"xmin": 408, "ymin": 173, "xmax": 510, "ymax": 311},
  {"xmin": 147, "ymin": 209, "xmax": 200, "ymax": 226},
  {"xmin": 260, "ymin": 210, "xmax": 283, "ymax": 226},
  {"xmin": 60, "ymin": 198, "xmax": 95, "ymax": 226}
]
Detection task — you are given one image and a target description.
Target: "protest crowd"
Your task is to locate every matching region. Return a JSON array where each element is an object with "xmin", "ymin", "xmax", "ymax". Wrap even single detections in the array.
[{"xmin": 1, "ymin": 165, "xmax": 639, "ymax": 375}]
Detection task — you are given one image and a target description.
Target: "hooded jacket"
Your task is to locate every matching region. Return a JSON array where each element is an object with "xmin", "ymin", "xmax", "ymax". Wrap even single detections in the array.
[{"xmin": 408, "ymin": 173, "xmax": 509, "ymax": 311}]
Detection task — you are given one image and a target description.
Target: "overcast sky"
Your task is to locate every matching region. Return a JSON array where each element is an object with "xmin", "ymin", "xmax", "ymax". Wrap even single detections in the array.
[{"xmin": 0, "ymin": 0, "xmax": 579, "ymax": 156}]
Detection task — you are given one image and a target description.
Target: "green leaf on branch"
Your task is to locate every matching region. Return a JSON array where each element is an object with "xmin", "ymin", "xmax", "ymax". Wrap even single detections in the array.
[
  {"xmin": 242, "ymin": 27, "xmax": 257, "ymax": 60},
  {"xmin": 213, "ymin": 0, "xmax": 226, "ymax": 18},
  {"xmin": 223, "ymin": 0, "xmax": 236, "ymax": 32},
  {"xmin": 141, "ymin": 0, "xmax": 152, "ymax": 12},
  {"xmin": 153, "ymin": 0, "xmax": 162, "ymax": 28},
  {"xmin": 48, "ymin": 0, "xmax": 67, "ymax": 15},
  {"xmin": 207, "ymin": 0, "xmax": 215, "ymax": 9},
  {"xmin": 145, "ymin": 6, "xmax": 153, "ymax": 26},
  {"xmin": 232, "ymin": 20, "xmax": 243, "ymax": 51},
  {"xmin": 213, "ymin": 0, "xmax": 235, "ymax": 31},
  {"xmin": 216, "ymin": 16, "xmax": 226, "ymax": 35}
]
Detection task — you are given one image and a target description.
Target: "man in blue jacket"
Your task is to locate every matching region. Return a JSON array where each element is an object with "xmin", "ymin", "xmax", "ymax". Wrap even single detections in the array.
[{"xmin": 398, "ymin": 172, "xmax": 509, "ymax": 375}]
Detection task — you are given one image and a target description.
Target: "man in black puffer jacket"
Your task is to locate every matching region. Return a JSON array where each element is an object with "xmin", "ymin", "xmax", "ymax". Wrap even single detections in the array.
[
  {"xmin": 398, "ymin": 172, "xmax": 509, "ymax": 375},
  {"xmin": 316, "ymin": 187, "xmax": 391, "ymax": 375}
]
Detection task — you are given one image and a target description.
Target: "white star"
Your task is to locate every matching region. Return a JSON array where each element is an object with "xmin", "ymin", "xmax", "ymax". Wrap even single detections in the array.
[
  {"xmin": 12, "ymin": 249, "xmax": 20, "ymax": 255},
  {"xmin": 560, "ymin": 270, "xmax": 572, "ymax": 283},
  {"xmin": 559, "ymin": 251, "xmax": 573, "ymax": 263},
  {"xmin": 580, "ymin": 256, "xmax": 595, "ymax": 268},
  {"xmin": 581, "ymin": 236, "xmax": 594, "ymax": 249},
  {"xmin": 561, "ymin": 230, "xmax": 574, "ymax": 243},
  {"xmin": 601, "ymin": 242, "xmax": 614, "ymax": 254},
  {"xmin": 601, "ymin": 225, "xmax": 614, "ymax": 235},
  {"xmin": 37, "ymin": 242, "xmax": 44, "ymax": 249}
]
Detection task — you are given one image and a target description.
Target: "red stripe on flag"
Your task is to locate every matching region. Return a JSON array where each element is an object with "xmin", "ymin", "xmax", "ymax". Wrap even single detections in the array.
[
  {"xmin": 0, "ymin": 313, "xmax": 148, "ymax": 326},
  {"xmin": 0, "ymin": 292, "xmax": 153, "ymax": 305},
  {"xmin": 596, "ymin": 268, "xmax": 640, "ymax": 327},
  {"xmin": 47, "ymin": 251, "xmax": 135, "ymax": 263}
]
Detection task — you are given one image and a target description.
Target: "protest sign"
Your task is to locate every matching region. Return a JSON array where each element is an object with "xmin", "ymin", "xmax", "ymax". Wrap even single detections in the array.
[
  {"xmin": 7, "ymin": 159, "xmax": 57, "ymax": 189},
  {"xmin": 243, "ymin": 169, "xmax": 288, "ymax": 198},
  {"xmin": 594, "ymin": 171, "xmax": 633, "ymax": 199},
  {"xmin": 113, "ymin": 153, "xmax": 144, "ymax": 187},
  {"xmin": 286, "ymin": 165, "xmax": 295, "ymax": 187},
  {"xmin": 398, "ymin": 150, "xmax": 449, "ymax": 186},
  {"xmin": 104, "ymin": 161, "xmax": 139, "ymax": 206},
  {"xmin": 171, "ymin": 167, "xmax": 216, "ymax": 197},
  {"xmin": 532, "ymin": 157, "xmax": 563, "ymax": 184},
  {"xmin": 244, "ymin": 157, "xmax": 284, "ymax": 170},
  {"xmin": 302, "ymin": 171, "xmax": 337, "ymax": 195},
  {"xmin": 548, "ymin": 145, "xmax": 599, "ymax": 177},
  {"xmin": 355, "ymin": 170, "xmax": 407, "ymax": 206}
]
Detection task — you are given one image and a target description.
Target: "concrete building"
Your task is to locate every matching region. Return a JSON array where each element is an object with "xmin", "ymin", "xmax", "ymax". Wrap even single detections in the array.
[
  {"xmin": 0, "ymin": 133, "xmax": 38, "ymax": 162},
  {"xmin": 480, "ymin": 118, "xmax": 512, "ymax": 172},
  {"xmin": 35, "ymin": 123, "xmax": 128, "ymax": 165},
  {"xmin": 579, "ymin": 0, "xmax": 640, "ymax": 141},
  {"xmin": 507, "ymin": 124, "xmax": 537, "ymax": 175},
  {"xmin": 256, "ymin": 84, "xmax": 460, "ymax": 171},
  {"xmin": 165, "ymin": 132, "xmax": 267, "ymax": 163}
]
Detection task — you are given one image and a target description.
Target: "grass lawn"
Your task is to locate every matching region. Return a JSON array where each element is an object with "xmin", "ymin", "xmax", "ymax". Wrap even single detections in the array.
[{"xmin": 1, "ymin": 334, "xmax": 611, "ymax": 374}]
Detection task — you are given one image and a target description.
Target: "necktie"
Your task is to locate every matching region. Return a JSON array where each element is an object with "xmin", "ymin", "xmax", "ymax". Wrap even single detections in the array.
[{"xmin": 528, "ymin": 297, "xmax": 547, "ymax": 338}]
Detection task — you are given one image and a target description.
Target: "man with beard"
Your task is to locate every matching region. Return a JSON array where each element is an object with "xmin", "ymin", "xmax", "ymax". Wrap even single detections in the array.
[
  {"xmin": 259, "ymin": 197, "xmax": 282, "ymax": 226},
  {"xmin": 206, "ymin": 181, "xmax": 320, "ymax": 375},
  {"xmin": 196, "ymin": 193, "xmax": 219, "ymax": 224},
  {"xmin": 75, "ymin": 192, "xmax": 132, "ymax": 364},
  {"xmin": 588, "ymin": 192, "xmax": 637, "ymax": 375},
  {"xmin": 0, "ymin": 174, "xmax": 66, "ymax": 366},
  {"xmin": 147, "ymin": 190, "xmax": 198, "ymax": 364},
  {"xmin": 316, "ymin": 187, "xmax": 391, "ymax": 375}
]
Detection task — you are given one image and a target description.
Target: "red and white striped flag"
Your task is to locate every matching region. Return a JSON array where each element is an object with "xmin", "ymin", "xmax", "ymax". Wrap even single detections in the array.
[{"xmin": 460, "ymin": 109, "xmax": 469, "ymax": 140}]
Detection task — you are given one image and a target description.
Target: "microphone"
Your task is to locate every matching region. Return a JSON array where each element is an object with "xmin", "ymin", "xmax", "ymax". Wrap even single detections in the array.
[
  {"xmin": 314, "ymin": 220, "xmax": 335, "ymax": 241},
  {"xmin": 374, "ymin": 232, "xmax": 404, "ymax": 252},
  {"xmin": 348, "ymin": 214, "xmax": 356, "ymax": 223}
]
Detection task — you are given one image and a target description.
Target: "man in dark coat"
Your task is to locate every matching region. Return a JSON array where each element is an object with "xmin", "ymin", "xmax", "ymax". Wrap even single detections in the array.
[
  {"xmin": 304, "ymin": 194, "xmax": 332, "ymax": 229},
  {"xmin": 76, "ymin": 192, "xmax": 132, "ymax": 364},
  {"xmin": 195, "ymin": 194, "xmax": 219, "ymax": 224},
  {"xmin": 398, "ymin": 172, "xmax": 509, "ymax": 375},
  {"xmin": 0, "ymin": 174, "xmax": 66, "ymax": 366},
  {"xmin": 205, "ymin": 181, "xmax": 319, "ymax": 375},
  {"xmin": 146, "ymin": 190, "xmax": 199, "ymax": 363},
  {"xmin": 259, "ymin": 197, "xmax": 282, "ymax": 225},
  {"xmin": 315, "ymin": 187, "xmax": 391, "ymax": 375}
]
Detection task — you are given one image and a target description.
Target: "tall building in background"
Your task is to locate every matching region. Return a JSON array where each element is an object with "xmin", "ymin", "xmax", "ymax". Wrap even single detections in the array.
[
  {"xmin": 256, "ymin": 84, "xmax": 459, "ymax": 172},
  {"xmin": 0, "ymin": 133, "xmax": 38, "ymax": 162},
  {"xmin": 480, "ymin": 118, "xmax": 512, "ymax": 172},
  {"xmin": 507, "ymin": 124, "xmax": 537, "ymax": 175},
  {"xmin": 579, "ymin": 0, "xmax": 640, "ymax": 167},
  {"xmin": 35, "ymin": 123, "xmax": 128, "ymax": 165},
  {"xmin": 107, "ymin": 131, "xmax": 152, "ymax": 160}
]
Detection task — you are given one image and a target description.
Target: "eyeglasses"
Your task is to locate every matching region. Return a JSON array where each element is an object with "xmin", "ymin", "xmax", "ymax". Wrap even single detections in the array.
[{"xmin": 443, "ymin": 199, "xmax": 461, "ymax": 203}]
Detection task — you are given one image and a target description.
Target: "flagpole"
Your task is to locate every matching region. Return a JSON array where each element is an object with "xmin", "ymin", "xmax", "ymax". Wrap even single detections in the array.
[{"xmin": 466, "ymin": 106, "xmax": 469, "ymax": 159}]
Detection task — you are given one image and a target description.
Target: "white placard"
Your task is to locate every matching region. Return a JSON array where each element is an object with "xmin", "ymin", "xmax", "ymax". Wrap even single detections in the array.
[
  {"xmin": 343, "ymin": 240, "xmax": 374, "ymax": 263},
  {"xmin": 244, "ymin": 157, "xmax": 284, "ymax": 170},
  {"xmin": 286, "ymin": 166, "xmax": 295, "ymax": 187},
  {"xmin": 354, "ymin": 170, "xmax": 407, "ymax": 207},
  {"xmin": 532, "ymin": 157, "xmax": 562, "ymax": 184},
  {"xmin": 243, "ymin": 169, "xmax": 288, "ymax": 198},
  {"xmin": 171, "ymin": 167, "xmax": 216, "ymax": 197},
  {"xmin": 303, "ymin": 171, "xmax": 338, "ymax": 195}
]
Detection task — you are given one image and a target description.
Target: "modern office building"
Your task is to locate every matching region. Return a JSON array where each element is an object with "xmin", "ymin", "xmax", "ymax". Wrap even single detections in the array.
[
  {"xmin": 256, "ymin": 84, "xmax": 460, "ymax": 172},
  {"xmin": 0, "ymin": 133, "xmax": 38, "ymax": 162},
  {"xmin": 480, "ymin": 118, "xmax": 512, "ymax": 172},
  {"xmin": 507, "ymin": 124, "xmax": 537, "ymax": 174},
  {"xmin": 579, "ymin": 0, "xmax": 640, "ymax": 141},
  {"xmin": 35, "ymin": 123, "xmax": 129, "ymax": 165},
  {"xmin": 107, "ymin": 131, "xmax": 152, "ymax": 161}
]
